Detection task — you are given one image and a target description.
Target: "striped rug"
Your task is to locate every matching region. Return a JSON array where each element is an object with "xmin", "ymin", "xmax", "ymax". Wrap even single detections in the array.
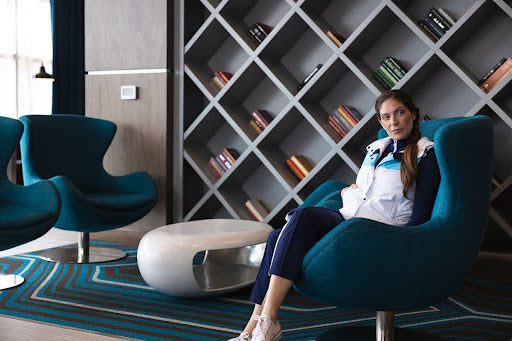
[{"xmin": 0, "ymin": 244, "xmax": 511, "ymax": 340}]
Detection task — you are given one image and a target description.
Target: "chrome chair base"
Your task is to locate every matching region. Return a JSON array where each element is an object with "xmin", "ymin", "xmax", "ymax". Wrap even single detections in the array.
[
  {"xmin": 38, "ymin": 245, "xmax": 127, "ymax": 263},
  {"xmin": 316, "ymin": 326, "xmax": 442, "ymax": 341},
  {"xmin": 0, "ymin": 274, "xmax": 25, "ymax": 290}
]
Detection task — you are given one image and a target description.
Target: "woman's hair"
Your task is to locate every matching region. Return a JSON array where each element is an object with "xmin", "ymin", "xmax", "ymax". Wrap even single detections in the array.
[{"xmin": 375, "ymin": 90, "xmax": 421, "ymax": 198}]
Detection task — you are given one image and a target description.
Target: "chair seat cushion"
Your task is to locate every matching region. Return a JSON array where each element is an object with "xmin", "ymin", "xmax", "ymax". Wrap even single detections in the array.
[
  {"xmin": 86, "ymin": 192, "xmax": 152, "ymax": 211},
  {"xmin": 0, "ymin": 205, "xmax": 53, "ymax": 229}
]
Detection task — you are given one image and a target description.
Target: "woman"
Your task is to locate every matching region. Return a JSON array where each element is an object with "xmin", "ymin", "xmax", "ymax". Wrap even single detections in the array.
[{"xmin": 229, "ymin": 90, "xmax": 441, "ymax": 341}]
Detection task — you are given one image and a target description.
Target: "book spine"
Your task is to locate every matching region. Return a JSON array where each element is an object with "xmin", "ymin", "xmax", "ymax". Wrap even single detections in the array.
[
  {"xmin": 209, "ymin": 157, "xmax": 224, "ymax": 177},
  {"xmin": 339, "ymin": 104, "xmax": 360, "ymax": 125},
  {"xmin": 245, "ymin": 201, "xmax": 264, "ymax": 222},
  {"xmin": 478, "ymin": 58, "xmax": 506, "ymax": 85},
  {"xmin": 248, "ymin": 25, "xmax": 263, "ymax": 43},
  {"xmin": 345, "ymin": 105, "xmax": 363, "ymax": 120},
  {"xmin": 326, "ymin": 31, "xmax": 343, "ymax": 47},
  {"xmin": 251, "ymin": 199, "xmax": 269, "ymax": 215},
  {"xmin": 211, "ymin": 76, "xmax": 224, "ymax": 90},
  {"xmin": 255, "ymin": 23, "xmax": 270, "ymax": 36},
  {"xmin": 383, "ymin": 58, "xmax": 405, "ymax": 79},
  {"xmin": 297, "ymin": 64, "xmax": 323, "ymax": 91},
  {"xmin": 328, "ymin": 114, "xmax": 347, "ymax": 134},
  {"xmin": 479, "ymin": 58, "xmax": 512, "ymax": 92},
  {"xmin": 254, "ymin": 110, "xmax": 273, "ymax": 125},
  {"xmin": 423, "ymin": 16, "xmax": 445, "ymax": 38},
  {"xmin": 376, "ymin": 68, "xmax": 396, "ymax": 88},
  {"xmin": 251, "ymin": 110, "xmax": 269, "ymax": 128},
  {"xmin": 224, "ymin": 148, "xmax": 240, "ymax": 163},
  {"xmin": 373, "ymin": 73, "xmax": 391, "ymax": 90},
  {"xmin": 249, "ymin": 119, "xmax": 263, "ymax": 134},
  {"xmin": 219, "ymin": 150, "xmax": 233, "ymax": 167},
  {"xmin": 327, "ymin": 117, "xmax": 346, "ymax": 138},
  {"xmin": 419, "ymin": 22, "xmax": 440, "ymax": 42},
  {"xmin": 215, "ymin": 155, "xmax": 229, "ymax": 172},
  {"xmin": 257, "ymin": 23, "xmax": 273, "ymax": 34},
  {"xmin": 437, "ymin": 8, "xmax": 456, "ymax": 26},
  {"xmin": 217, "ymin": 72, "xmax": 232, "ymax": 84},
  {"xmin": 331, "ymin": 110, "xmax": 352, "ymax": 133},
  {"xmin": 428, "ymin": 9, "xmax": 449, "ymax": 32},
  {"xmin": 286, "ymin": 159, "xmax": 305, "ymax": 180},
  {"xmin": 430, "ymin": 8, "xmax": 452, "ymax": 29},
  {"xmin": 290, "ymin": 155, "xmax": 312, "ymax": 175},
  {"xmin": 386, "ymin": 57, "xmax": 408, "ymax": 75},
  {"xmin": 379, "ymin": 65, "xmax": 399, "ymax": 84}
]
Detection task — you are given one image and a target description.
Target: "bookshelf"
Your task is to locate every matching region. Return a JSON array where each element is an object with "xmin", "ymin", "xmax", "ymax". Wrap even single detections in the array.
[{"xmin": 174, "ymin": 0, "xmax": 512, "ymax": 251}]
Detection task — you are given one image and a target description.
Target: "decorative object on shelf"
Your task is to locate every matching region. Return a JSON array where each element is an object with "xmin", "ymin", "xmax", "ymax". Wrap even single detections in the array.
[
  {"xmin": 211, "ymin": 71, "xmax": 232, "ymax": 90},
  {"xmin": 209, "ymin": 148, "xmax": 240, "ymax": 178},
  {"xmin": 247, "ymin": 22, "xmax": 272, "ymax": 46},
  {"xmin": 326, "ymin": 30, "xmax": 345, "ymax": 47},
  {"xmin": 297, "ymin": 63, "xmax": 323, "ymax": 91},
  {"xmin": 479, "ymin": 57, "xmax": 512, "ymax": 93},
  {"xmin": 420, "ymin": 7, "xmax": 455, "ymax": 42},
  {"xmin": 33, "ymin": 62, "xmax": 55, "ymax": 81},
  {"xmin": 286, "ymin": 155, "xmax": 313, "ymax": 181},
  {"xmin": 244, "ymin": 199, "xmax": 270, "ymax": 222},
  {"xmin": 374, "ymin": 57, "xmax": 408, "ymax": 90}
]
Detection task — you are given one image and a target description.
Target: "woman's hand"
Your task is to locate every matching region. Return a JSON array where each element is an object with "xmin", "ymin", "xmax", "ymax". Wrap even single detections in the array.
[{"xmin": 341, "ymin": 183, "xmax": 358, "ymax": 198}]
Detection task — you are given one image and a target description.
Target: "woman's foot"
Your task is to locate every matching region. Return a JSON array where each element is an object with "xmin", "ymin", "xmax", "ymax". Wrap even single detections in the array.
[
  {"xmin": 251, "ymin": 315, "xmax": 281, "ymax": 341},
  {"xmin": 228, "ymin": 331, "xmax": 250, "ymax": 341}
]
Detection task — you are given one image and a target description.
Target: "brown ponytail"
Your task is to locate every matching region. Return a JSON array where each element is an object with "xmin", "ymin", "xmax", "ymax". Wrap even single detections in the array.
[{"xmin": 375, "ymin": 90, "xmax": 421, "ymax": 198}]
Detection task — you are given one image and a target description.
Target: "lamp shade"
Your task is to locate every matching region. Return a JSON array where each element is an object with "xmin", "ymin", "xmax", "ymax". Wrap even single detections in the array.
[{"xmin": 33, "ymin": 63, "xmax": 54, "ymax": 81}]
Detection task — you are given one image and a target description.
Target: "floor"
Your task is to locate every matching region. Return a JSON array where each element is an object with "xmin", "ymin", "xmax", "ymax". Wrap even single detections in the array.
[{"xmin": 1, "ymin": 228, "xmax": 511, "ymax": 341}]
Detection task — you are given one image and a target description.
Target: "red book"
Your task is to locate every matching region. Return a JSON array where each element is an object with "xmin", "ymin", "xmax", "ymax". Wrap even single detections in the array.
[
  {"xmin": 215, "ymin": 71, "xmax": 232, "ymax": 84},
  {"xmin": 208, "ymin": 157, "xmax": 224, "ymax": 177},
  {"xmin": 328, "ymin": 116, "xmax": 346, "ymax": 138},
  {"xmin": 479, "ymin": 58, "xmax": 512, "ymax": 93},
  {"xmin": 286, "ymin": 158, "xmax": 305, "ymax": 180},
  {"xmin": 338, "ymin": 105, "xmax": 358, "ymax": 126},
  {"xmin": 251, "ymin": 110, "xmax": 269, "ymax": 128}
]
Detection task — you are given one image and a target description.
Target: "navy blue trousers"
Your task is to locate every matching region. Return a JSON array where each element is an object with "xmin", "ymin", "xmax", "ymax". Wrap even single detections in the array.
[{"xmin": 249, "ymin": 207, "xmax": 344, "ymax": 304}]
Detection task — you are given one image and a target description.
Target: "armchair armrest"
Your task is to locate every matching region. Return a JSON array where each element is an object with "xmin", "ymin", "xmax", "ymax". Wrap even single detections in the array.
[{"xmin": 301, "ymin": 180, "xmax": 349, "ymax": 208}]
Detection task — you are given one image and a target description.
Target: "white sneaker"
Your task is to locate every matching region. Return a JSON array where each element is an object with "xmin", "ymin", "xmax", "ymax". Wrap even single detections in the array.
[
  {"xmin": 251, "ymin": 315, "xmax": 282, "ymax": 341},
  {"xmin": 228, "ymin": 331, "xmax": 250, "ymax": 341}
]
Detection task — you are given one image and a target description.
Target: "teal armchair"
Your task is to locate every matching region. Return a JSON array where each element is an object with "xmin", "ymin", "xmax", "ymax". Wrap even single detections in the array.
[
  {"xmin": 19, "ymin": 114, "xmax": 157, "ymax": 263},
  {"xmin": 295, "ymin": 116, "xmax": 493, "ymax": 340},
  {"xmin": 0, "ymin": 116, "xmax": 60, "ymax": 289}
]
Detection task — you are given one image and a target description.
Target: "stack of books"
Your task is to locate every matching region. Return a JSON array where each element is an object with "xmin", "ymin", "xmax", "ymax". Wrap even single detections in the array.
[
  {"xmin": 478, "ymin": 57, "xmax": 512, "ymax": 93},
  {"xmin": 326, "ymin": 30, "xmax": 345, "ymax": 47},
  {"xmin": 297, "ymin": 64, "xmax": 323, "ymax": 91},
  {"xmin": 419, "ymin": 8, "xmax": 455, "ymax": 42},
  {"xmin": 286, "ymin": 155, "xmax": 313, "ymax": 181},
  {"xmin": 249, "ymin": 109, "xmax": 274, "ymax": 134},
  {"xmin": 212, "ymin": 71, "xmax": 233, "ymax": 90},
  {"xmin": 327, "ymin": 104, "xmax": 363, "ymax": 139},
  {"xmin": 208, "ymin": 148, "xmax": 240, "ymax": 177},
  {"xmin": 244, "ymin": 199, "xmax": 269, "ymax": 222},
  {"xmin": 247, "ymin": 22, "xmax": 272, "ymax": 46},
  {"xmin": 373, "ymin": 57, "xmax": 408, "ymax": 90}
]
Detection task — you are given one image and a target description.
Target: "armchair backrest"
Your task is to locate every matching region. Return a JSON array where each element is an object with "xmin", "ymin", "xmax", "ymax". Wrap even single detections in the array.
[
  {"xmin": 0, "ymin": 116, "xmax": 23, "ymax": 181},
  {"xmin": 380, "ymin": 116, "xmax": 493, "ymax": 274},
  {"xmin": 19, "ymin": 114, "xmax": 116, "ymax": 192}
]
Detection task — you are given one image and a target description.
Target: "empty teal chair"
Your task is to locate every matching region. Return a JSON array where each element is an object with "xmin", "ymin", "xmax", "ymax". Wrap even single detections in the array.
[
  {"xmin": 0, "ymin": 116, "xmax": 60, "ymax": 289},
  {"xmin": 19, "ymin": 114, "xmax": 157, "ymax": 263},
  {"xmin": 295, "ymin": 116, "xmax": 493, "ymax": 340}
]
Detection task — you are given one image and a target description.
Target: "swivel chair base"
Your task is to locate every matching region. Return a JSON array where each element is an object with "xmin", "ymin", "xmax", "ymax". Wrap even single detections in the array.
[
  {"xmin": 317, "ymin": 311, "xmax": 443, "ymax": 341},
  {"xmin": 37, "ymin": 232, "xmax": 127, "ymax": 264},
  {"xmin": 0, "ymin": 274, "xmax": 25, "ymax": 290}
]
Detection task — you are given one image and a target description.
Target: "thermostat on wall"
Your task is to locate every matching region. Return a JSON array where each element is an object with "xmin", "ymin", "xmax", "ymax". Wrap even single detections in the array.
[{"xmin": 121, "ymin": 85, "xmax": 137, "ymax": 100}]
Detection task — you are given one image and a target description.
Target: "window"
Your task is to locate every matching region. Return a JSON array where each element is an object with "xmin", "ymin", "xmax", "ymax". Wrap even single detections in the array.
[{"xmin": 0, "ymin": 0, "xmax": 53, "ymax": 119}]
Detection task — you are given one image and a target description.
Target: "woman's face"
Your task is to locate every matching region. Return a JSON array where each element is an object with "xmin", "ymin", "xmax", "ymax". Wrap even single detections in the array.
[{"xmin": 378, "ymin": 98, "xmax": 416, "ymax": 141}]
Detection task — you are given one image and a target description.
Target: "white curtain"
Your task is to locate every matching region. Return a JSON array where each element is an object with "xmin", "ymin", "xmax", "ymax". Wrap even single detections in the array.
[{"xmin": 0, "ymin": 0, "xmax": 53, "ymax": 119}]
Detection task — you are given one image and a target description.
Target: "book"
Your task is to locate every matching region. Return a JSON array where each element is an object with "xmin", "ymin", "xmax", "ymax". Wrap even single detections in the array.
[
  {"xmin": 253, "ymin": 109, "xmax": 274, "ymax": 126},
  {"xmin": 328, "ymin": 116, "xmax": 346, "ymax": 138},
  {"xmin": 339, "ymin": 104, "xmax": 361, "ymax": 124},
  {"xmin": 326, "ymin": 30, "xmax": 344, "ymax": 47},
  {"xmin": 244, "ymin": 199, "xmax": 269, "ymax": 222},
  {"xmin": 208, "ymin": 157, "xmax": 224, "ymax": 177},
  {"xmin": 286, "ymin": 158, "xmax": 305, "ymax": 180},
  {"xmin": 479, "ymin": 57, "xmax": 512, "ymax": 93},
  {"xmin": 331, "ymin": 109, "xmax": 353, "ymax": 133},
  {"xmin": 437, "ymin": 8, "xmax": 456, "ymax": 26},
  {"xmin": 250, "ymin": 24, "xmax": 268, "ymax": 41},
  {"xmin": 251, "ymin": 110, "xmax": 269, "ymax": 129},
  {"xmin": 338, "ymin": 105, "xmax": 358, "ymax": 127},
  {"xmin": 383, "ymin": 57, "xmax": 406, "ymax": 79},
  {"xmin": 297, "ymin": 64, "xmax": 323, "ymax": 91},
  {"xmin": 373, "ymin": 73, "xmax": 391, "ymax": 90},
  {"xmin": 218, "ymin": 150, "xmax": 233, "ymax": 167},
  {"xmin": 256, "ymin": 22, "xmax": 272, "ymax": 35},
  {"xmin": 379, "ymin": 65, "xmax": 399, "ymax": 84},
  {"xmin": 215, "ymin": 71, "xmax": 232, "ymax": 84},
  {"xmin": 215, "ymin": 155, "xmax": 230, "ymax": 172},
  {"xmin": 423, "ymin": 15, "xmax": 445, "ymax": 38},
  {"xmin": 344, "ymin": 105, "xmax": 363, "ymax": 121},
  {"xmin": 419, "ymin": 21, "xmax": 439, "ymax": 42},
  {"xmin": 290, "ymin": 155, "xmax": 313, "ymax": 176},
  {"xmin": 223, "ymin": 148, "xmax": 240, "ymax": 163},
  {"xmin": 386, "ymin": 57, "xmax": 408, "ymax": 77},
  {"xmin": 376, "ymin": 67, "xmax": 396, "ymax": 89},
  {"xmin": 428, "ymin": 9, "xmax": 450, "ymax": 32},
  {"xmin": 248, "ymin": 26, "xmax": 263, "ymax": 44},
  {"xmin": 211, "ymin": 76, "xmax": 224, "ymax": 90},
  {"xmin": 249, "ymin": 119, "xmax": 263, "ymax": 134},
  {"xmin": 478, "ymin": 58, "xmax": 507, "ymax": 85}
]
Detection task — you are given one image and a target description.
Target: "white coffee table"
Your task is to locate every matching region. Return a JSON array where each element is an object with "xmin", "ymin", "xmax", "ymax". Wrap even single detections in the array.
[{"xmin": 137, "ymin": 219, "xmax": 273, "ymax": 297}]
